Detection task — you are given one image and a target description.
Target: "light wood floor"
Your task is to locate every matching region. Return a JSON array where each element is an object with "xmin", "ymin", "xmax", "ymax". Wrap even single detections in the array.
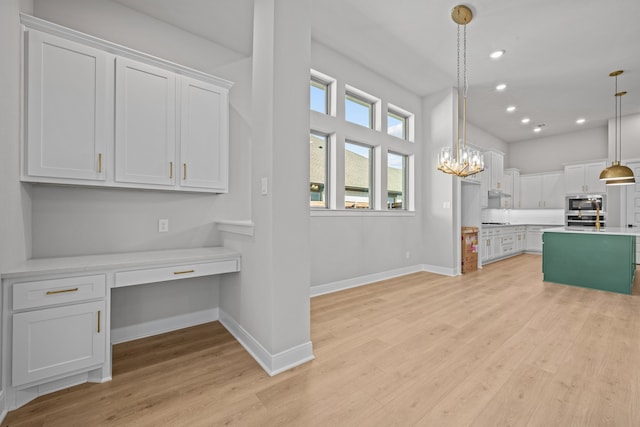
[{"xmin": 4, "ymin": 254, "xmax": 640, "ymax": 426}]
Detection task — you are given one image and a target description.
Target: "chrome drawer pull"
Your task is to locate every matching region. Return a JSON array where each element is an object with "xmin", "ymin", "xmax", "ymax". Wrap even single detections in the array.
[
  {"xmin": 174, "ymin": 269, "xmax": 195, "ymax": 275},
  {"xmin": 46, "ymin": 287, "xmax": 79, "ymax": 295}
]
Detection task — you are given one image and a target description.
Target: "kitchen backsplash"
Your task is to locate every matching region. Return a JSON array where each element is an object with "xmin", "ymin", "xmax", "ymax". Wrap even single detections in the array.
[{"xmin": 482, "ymin": 209, "xmax": 564, "ymax": 225}]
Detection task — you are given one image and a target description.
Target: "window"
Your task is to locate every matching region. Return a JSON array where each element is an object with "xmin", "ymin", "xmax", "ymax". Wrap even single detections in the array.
[
  {"xmin": 345, "ymin": 141, "xmax": 372, "ymax": 209},
  {"xmin": 387, "ymin": 152, "xmax": 407, "ymax": 209},
  {"xmin": 345, "ymin": 91, "xmax": 374, "ymax": 129},
  {"xmin": 309, "ymin": 131, "xmax": 328, "ymax": 208},
  {"xmin": 310, "ymin": 77, "xmax": 329, "ymax": 114},
  {"xmin": 387, "ymin": 111, "xmax": 406, "ymax": 139}
]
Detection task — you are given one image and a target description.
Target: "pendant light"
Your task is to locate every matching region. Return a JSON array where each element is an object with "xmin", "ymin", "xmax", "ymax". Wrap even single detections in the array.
[
  {"xmin": 437, "ymin": 5, "xmax": 484, "ymax": 177},
  {"xmin": 599, "ymin": 70, "xmax": 635, "ymax": 185}
]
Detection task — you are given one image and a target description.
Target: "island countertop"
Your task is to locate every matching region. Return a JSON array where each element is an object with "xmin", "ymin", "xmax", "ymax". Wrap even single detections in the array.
[{"xmin": 541, "ymin": 226, "xmax": 640, "ymax": 236}]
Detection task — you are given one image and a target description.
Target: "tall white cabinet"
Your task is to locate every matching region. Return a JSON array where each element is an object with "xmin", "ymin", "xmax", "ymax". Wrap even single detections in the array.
[
  {"xmin": 24, "ymin": 30, "xmax": 109, "ymax": 182},
  {"xmin": 115, "ymin": 58, "xmax": 176, "ymax": 187},
  {"xmin": 564, "ymin": 161, "xmax": 607, "ymax": 194},
  {"xmin": 520, "ymin": 172, "xmax": 565, "ymax": 209},
  {"xmin": 21, "ymin": 15, "xmax": 233, "ymax": 193}
]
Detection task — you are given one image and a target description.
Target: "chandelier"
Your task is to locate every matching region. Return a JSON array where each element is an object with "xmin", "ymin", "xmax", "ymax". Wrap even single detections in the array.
[
  {"xmin": 599, "ymin": 70, "xmax": 635, "ymax": 185},
  {"xmin": 437, "ymin": 5, "xmax": 484, "ymax": 177}
]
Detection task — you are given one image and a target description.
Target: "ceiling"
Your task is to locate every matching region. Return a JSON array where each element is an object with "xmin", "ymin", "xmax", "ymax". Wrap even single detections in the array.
[{"xmin": 114, "ymin": 0, "xmax": 640, "ymax": 143}]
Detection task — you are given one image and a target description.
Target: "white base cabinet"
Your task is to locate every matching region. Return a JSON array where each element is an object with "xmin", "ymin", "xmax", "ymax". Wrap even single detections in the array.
[
  {"xmin": 482, "ymin": 225, "xmax": 544, "ymax": 264},
  {"xmin": 13, "ymin": 301, "xmax": 105, "ymax": 387}
]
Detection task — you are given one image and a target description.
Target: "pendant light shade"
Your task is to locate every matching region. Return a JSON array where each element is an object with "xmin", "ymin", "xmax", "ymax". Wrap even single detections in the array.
[
  {"xmin": 436, "ymin": 5, "xmax": 484, "ymax": 178},
  {"xmin": 600, "ymin": 70, "xmax": 635, "ymax": 185}
]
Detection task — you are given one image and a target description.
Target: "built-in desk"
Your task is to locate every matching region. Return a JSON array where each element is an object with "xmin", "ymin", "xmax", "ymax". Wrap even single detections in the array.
[{"xmin": 1, "ymin": 247, "xmax": 241, "ymax": 411}]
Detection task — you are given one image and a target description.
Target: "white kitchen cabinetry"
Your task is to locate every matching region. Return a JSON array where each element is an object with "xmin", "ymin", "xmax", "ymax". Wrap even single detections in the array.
[
  {"xmin": 115, "ymin": 58, "xmax": 176, "ymax": 186},
  {"xmin": 564, "ymin": 161, "xmax": 607, "ymax": 194},
  {"xmin": 24, "ymin": 30, "xmax": 108, "ymax": 182},
  {"xmin": 526, "ymin": 226, "xmax": 544, "ymax": 252},
  {"xmin": 11, "ymin": 274, "xmax": 106, "ymax": 387},
  {"xmin": 482, "ymin": 226, "xmax": 527, "ymax": 264},
  {"xmin": 490, "ymin": 151, "xmax": 505, "ymax": 192},
  {"xmin": 179, "ymin": 77, "xmax": 229, "ymax": 191},
  {"xmin": 515, "ymin": 226, "xmax": 526, "ymax": 252},
  {"xmin": 520, "ymin": 172, "xmax": 565, "ymax": 209},
  {"xmin": 480, "ymin": 229, "xmax": 495, "ymax": 263},
  {"xmin": 21, "ymin": 17, "xmax": 233, "ymax": 194},
  {"xmin": 502, "ymin": 169, "xmax": 520, "ymax": 208}
]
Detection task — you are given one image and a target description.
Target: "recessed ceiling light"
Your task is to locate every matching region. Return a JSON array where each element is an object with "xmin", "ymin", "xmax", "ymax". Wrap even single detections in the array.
[
  {"xmin": 521, "ymin": 117, "xmax": 531, "ymax": 124},
  {"xmin": 490, "ymin": 50, "xmax": 505, "ymax": 59},
  {"xmin": 496, "ymin": 83, "xmax": 507, "ymax": 91},
  {"xmin": 506, "ymin": 105, "xmax": 516, "ymax": 113},
  {"xmin": 533, "ymin": 127, "xmax": 542, "ymax": 133},
  {"xmin": 576, "ymin": 118, "xmax": 586, "ymax": 124}
]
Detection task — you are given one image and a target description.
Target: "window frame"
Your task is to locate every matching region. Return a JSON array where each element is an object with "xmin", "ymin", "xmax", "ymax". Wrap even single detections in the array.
[
  {"xmin": 344, "ymin": 140, "xmax": 374, "ymax": 210},
  {"xmin": 345, "ymin": 85, "xmax": 380, "ymax": 131},
  {"xmin": 310, "ymin": 69, "xmax": 336, "ymax": 116},
  {"xmin": 309, "ymin": 130, "xmax": 330, "ymax": 209},
  {"xmin": 387, "ymin": 103, "xmax": 415, "ymax": 142},
  {"xmin": 387, "ymin": 151, "xmax": 408, "ymax": 210}
]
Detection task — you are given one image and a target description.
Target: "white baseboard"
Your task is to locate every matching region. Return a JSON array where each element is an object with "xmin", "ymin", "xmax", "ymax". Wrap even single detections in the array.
[
  {"xmin": 310, "ymin": 263, "xmax": 456, "ymax": 297},
  {"xmin": 111, "ymin": 308, "xmax": 219, "ymax": 344},
  {"xmin": 219, "ymin": 309, "xmax": 314, "ymax": 376}
]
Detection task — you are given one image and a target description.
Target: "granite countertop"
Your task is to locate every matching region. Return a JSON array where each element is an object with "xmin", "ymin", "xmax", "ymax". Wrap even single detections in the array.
[{"xmin": 541, "ymin": 226, "xmax": 640, "ymax": 236}]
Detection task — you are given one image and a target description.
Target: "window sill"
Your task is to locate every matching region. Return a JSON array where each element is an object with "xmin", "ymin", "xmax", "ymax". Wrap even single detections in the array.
[{"xmin": 310, "ymin": 209, "xmax": 416, "ymax": 217}]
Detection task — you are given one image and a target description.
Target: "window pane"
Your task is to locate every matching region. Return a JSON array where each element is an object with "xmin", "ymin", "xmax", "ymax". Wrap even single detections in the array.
[
  {"xmin": 345, "ymin": 94, "xmax": 372, "ymax": 128},
  {"xmin": 388, "ymin": 111, "xmax": 406, "ymax": 139},
  {"xmin": 345, "ymin": 142, "xmax": 372, "ymax": 209},
  {"xmin": 388, "ymin": 152, "xmax": 406, "ymax": 209},
  {"xmin": 310, "ymin": 80, "xmax": 327, "ymax": 114},
  {"xmin": 310, "ymin": 132, "xmax": 328, "ymax": 207}
]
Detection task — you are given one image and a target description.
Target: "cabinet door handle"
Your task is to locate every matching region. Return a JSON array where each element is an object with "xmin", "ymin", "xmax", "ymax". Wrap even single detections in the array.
[
  {"xmin": 183, "ymin": 163, "xmax": 187, "ymax": 180},
  {"xmin": 174, "ymin": 269, "xmax": 195, "ymax": 275},
  {"xmin": 170, "ymin": 161, "xmax": 173, "ymax": 179},
  {"xmin": 98, "ymin": 153, "xmax": 103, "ymax": 173},
  {"xmin": 46, "ymin": 287, "xmax": 79, "ymax": 295},
  {"xmin": 97, "ymin": 310, "xmax": 101, "ymax": 333}
]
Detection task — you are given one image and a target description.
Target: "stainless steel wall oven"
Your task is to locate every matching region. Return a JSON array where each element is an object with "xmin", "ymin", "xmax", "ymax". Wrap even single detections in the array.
[{"xmin": 565, "ymin": 195, "xmax": 606, "ymax": 228}]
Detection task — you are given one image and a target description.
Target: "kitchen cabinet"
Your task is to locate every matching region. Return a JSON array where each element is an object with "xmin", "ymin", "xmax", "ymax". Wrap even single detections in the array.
[
  {"xmin": 480, "ymin": 229, "xmax": 495, "ymax": 263},
  {"xmin": 24, "ymin": 30, "xmax": 108, "ymax": 182},
  {"xmin": 520, "ymin": 172, "xmax": 565, "ymax": 209},
  {"xmin": 179, "ymin": 77, "xmax": 230, "ymax": 191},
  {"xmin": 515, "ymin": 226, "xmax": 526, "ymax": 252},
  {"xmin": 526, "ymin": 226, "xmax": 544, "ymax": 252},
  {"xmin": 490, "ymin": 151, "xmax": 505, "ymax": 192},
  {"xmin": 11, "ymin": 274, "xmax": 106, "ymax": 387},
  {"xmin": 564, "ymin": 161, "xmax": 607, "ymax": 194},
  {"xmin": 115, "ymin": 57, "xmax": 176, "ymax": 186},
  {"xmin": 21, "ymin": 18, "xmax": 233, "ymax": 194},
  {"xmin": 502, "ymin": 168, "xmax": 520, "ymax": 208}
]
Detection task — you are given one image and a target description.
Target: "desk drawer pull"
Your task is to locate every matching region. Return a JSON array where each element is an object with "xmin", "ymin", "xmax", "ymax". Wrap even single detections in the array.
[
  {"xmin": 46, "ymin": 288, "xmax": 79, "ymax": 295},
  {"xmin": 173, "ymin": 269, "xmax": 195, "ymax": 275}
]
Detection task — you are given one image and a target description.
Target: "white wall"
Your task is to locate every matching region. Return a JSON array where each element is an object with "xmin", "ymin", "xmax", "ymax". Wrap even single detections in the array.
[
  {"xmin": 308, "ymin": 42, "xmax": 426, "ymax": 288},
  {"xmin": 508, "ymin": 126, "xmax": 607, "ymax": 173},
  {"xmin": 608, "ymin": 113, "xmax": 640, "ymax": 161},
  {"xmin": 466, "ymin": 121, "xmax": 509, "ymax": 156}
]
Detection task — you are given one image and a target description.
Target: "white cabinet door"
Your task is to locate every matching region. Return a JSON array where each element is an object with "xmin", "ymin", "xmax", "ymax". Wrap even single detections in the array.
[
  {"xmin": 585, "ymin": 162, "xmax": 607, "ymax": 194},
  {"xmin": 25, "ymin": 30, "xmax": 108, "ymax": 181},
  {"xmin": 520, "ymin": 175, "xmax": 543, "ymax": 208},
  {"xmin": 179, "ymin": 77, "xmax": 229, "ymax": 191},
  {"xmin": 13, "ymin": 301, "xmax": 105, "ymax": 387},
  {"xmin": 491, "ymin": 152, "xmax": 504, "ymax": 191},
  {"xmin": 115, "ymin": 58, "xmax": 176, "ymax": 186},
  {"xmin": 542, "ymin": 173, "xmax": 565, "ymax": 208},
  {"xmin": 564, "ymin": 164, "xmax": 586, "ymax": 194}
]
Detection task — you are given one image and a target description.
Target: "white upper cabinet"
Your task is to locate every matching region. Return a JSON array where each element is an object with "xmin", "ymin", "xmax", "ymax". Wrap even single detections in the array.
[
  {"xmin": 179, "ymin": 77, "xmax": 229, "ymax": 192},
  {"xmin": 115, "ymin": 58, "xmax": 176, "ymax": 186},
  {"xmin": 489, "ymin": 151, "xmax": 504, "ymax": 192},
  {"xmin": 564, "ymin": 161, "xmax": 607, "ymax": 194},
  {"xmin": 21, "ymin": 16, "xmax": 233, "ymax": 193},
  {"xmin": 24, "ymin": 30, "xmax": 109, "ymax": 181},
  {"xmin": 520, "ymin": 172, "xmax": 565, "ymax": 209}
]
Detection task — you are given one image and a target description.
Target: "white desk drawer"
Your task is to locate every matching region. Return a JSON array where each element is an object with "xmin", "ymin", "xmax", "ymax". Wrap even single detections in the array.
[
  {"xmin": 13, "ymin": 274, "xmax": 106, "ymax": 311},
  {"xmin": 114, "ymin": 259, "xmax": 239, "ymax": 287}
]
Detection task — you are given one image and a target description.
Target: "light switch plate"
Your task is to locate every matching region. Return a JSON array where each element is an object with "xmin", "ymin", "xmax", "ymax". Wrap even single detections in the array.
[{"xmin": 158, "ymin": 219, "xmax": 169, "ymax": 232}]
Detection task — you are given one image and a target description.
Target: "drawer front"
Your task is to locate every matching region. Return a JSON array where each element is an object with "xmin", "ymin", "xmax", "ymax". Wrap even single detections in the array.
[
  {"xmin": 13, "ymin": 275, "xmax": 106, "ymax": 311},
  {"xmin": 115, "ymin": 259, "xmax": 239, "ymax": 287}
]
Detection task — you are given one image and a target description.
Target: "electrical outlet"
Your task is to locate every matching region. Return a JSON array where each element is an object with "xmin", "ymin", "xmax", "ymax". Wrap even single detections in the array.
[
  {"xmin": 158, "ymin": 219, "xmax": 169, "ymax": 233},
  {"xmin": 261, "ymin": 177, "xmax": 268, "ymax": 195}
]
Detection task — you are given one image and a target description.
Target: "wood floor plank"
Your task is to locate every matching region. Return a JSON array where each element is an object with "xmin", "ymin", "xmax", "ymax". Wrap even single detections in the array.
[{"xmin": 4, "ymin": 254, "xmax": 640, "ymax": 426}]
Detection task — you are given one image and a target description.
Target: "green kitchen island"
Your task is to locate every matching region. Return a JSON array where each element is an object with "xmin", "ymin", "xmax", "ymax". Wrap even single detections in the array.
[{"xmin": 542, "ymin": 227, "xmax": 638, "ymax": 294}]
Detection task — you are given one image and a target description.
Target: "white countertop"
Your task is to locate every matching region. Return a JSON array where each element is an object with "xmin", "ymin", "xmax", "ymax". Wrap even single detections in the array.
[
  {"xmin": 1, "ymin": 247, "xmax": 241, "ymax": 279},
  {"xmin": 541, "ymin": 226, "xmax": 640, "ymax": 236}
]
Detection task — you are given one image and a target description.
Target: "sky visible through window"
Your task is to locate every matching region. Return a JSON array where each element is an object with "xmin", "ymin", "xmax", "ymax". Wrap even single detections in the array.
[
  {"xmin": 345, "ymin": 95, "xmax": 371, "ymax": 128},
  {"xmin": 310, "ymin": 81, "xmax": 327, "ymax": 114}
]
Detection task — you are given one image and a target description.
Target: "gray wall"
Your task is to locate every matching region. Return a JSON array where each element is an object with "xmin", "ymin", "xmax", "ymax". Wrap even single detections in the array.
[{"xmin": 508, "ymin": 126, "xmax": 607, "ymax": 173}]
